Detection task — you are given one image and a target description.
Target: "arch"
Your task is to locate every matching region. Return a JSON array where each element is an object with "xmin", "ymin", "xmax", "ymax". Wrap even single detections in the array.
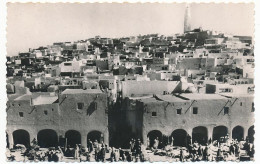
[
  {"xmin": 192, "ymin": 126, "xmax": 208, "ymax": 145},
  {"xmin": 37, "ymin": 129, "xmax": 58, "ymax": 148},
  {"xmin": 87, "ymin": 130, "xmax": 103, "ymax": 143},
  {"xmin": 171, "ymin": 129, "xmax": 188, "ymax": 147},
  {"xmin": 238, "ymin": 81, "xmax": 241, "ymax": 84},
  {"xmin": 13, "ymin": 129, "xmax": 30, "ymax": 148},
  {"xmin": 232, "ymin": 126, "xmax": 244, "ymax": 141},
  {"xmin": 147, "ymin": 130, "xmax": 163, "ymax": 148},
  {"xmin": 65, "ymin": 130, "xmax": 81, "ymax": 148},
  {"xmin": 213, "ymin": 126, "xmax": 228, "ymax": 142},
  {"xmin": 241, "ymin": 81, "xmax": 245, "ymax": 84},
  {"xmin": 248, "ymin": 126, "xmax": 255, "ymax": 143}
]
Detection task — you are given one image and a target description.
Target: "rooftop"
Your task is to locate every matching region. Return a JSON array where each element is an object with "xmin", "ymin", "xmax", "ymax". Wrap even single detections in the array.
[
  {"xmin": 139, "ymin": 97, "xmax": 161, "ymax": 103},
  {"xmin": 62, "ymin": 89, "xmax": 102, "ymax": 95},
  {"xmin": 178, "ymin": 93, "xmax": 228, "ymax": 100},
  {"xmin": 218, "ymin": 93, "xmax": 254, "ymax": 98},
  {"xmin": 14, "ymin": 94, "xmax": 33, "ymax": 101},
  {"xmin": 156, "ymin": 94, "xmax": 189, "ymax": 102},
  {"xmin": 33, "ymin": 95, "xmax": 58, "ymax": 105}
]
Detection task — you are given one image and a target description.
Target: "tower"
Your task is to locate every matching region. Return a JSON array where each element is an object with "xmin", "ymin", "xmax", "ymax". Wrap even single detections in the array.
[{"xmin": 184, "ymin": 4, "xmax": 191, "ymax": 33}]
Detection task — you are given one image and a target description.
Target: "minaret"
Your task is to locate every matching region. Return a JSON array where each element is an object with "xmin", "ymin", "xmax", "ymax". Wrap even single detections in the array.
[{"xmin": 184, "ymin": 4, "xmax": 191, "ymax": 33}]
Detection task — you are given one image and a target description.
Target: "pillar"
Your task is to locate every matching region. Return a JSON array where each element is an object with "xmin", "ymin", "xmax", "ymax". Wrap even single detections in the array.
[
  {"xmin": 104, "ymin": 128, "xmax": 109, "ymax": 146},
  {"xmin": 228, "ymin": 127, "xmax": 232, "ymax": 141},
  {"xmin": 243, "ymin": 127, "xmax": 248, "ymax": 141},
  {"xmin": 28, "ymin": 129, "xmax": 38, "ymax": 146},
  {"xmin": 7, "ymin": 132, "xmax": 14, "ymax": 149},
  {"xmin": 81, "ymin": 132, "xmax": 87, "ymax": 148},
  {"xmin": 187, "ymin": 128, "xmax": 192, "ymax": 139},
  {"xmin": 142, "ymin": 129, "xmax": 147, "ymax": 147},
  {"xmin": 207, "ymin": 126, "xmax": 214, "ymax": 142}
]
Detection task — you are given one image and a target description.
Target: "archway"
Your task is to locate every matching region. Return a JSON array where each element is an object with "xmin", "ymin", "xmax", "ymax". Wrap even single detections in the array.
[
  {"xmin": 87, "ymin": 131, "xmax": 103, "ymax": 143},
  {"xmin": 13, "ymin": 129, "xmax": 30, "ymax": 148},
  {"xmin": 232, "ymin": 126, "xmax": 244, "ymax": 141},
  {"xmin": 147, "ymin": 130, "xmax": 163, "ymax": 148},
  {"xmin": 171, "ymin": 129, "xmax": 188, "ymax": 147},
  {"xmin": 248, "ymin": 126, "xmax": 255, "ymax": 143},
  {"xmin": 37, "ymin": 129, "xmax": 58, "ymax": 148},
  {"xmin": 65, "ymin": 130, "xmax": 81, "ymax": 148},
  {"xmin": 213, "ymin": 126, "xmax": 228, "ymax": 142},
  {"xmin": 192, "ymin": 126, "xmax": 208, "ymax": 145}
]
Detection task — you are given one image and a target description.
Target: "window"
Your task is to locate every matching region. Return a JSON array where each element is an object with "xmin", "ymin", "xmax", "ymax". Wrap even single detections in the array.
[
  {"xmin": 64, "ymin": 63, "xmax": 72, "ymax": 66},
  {"xmin": 44, "ymin": 110, "xmax": 48, "ymax": 115},
  {"xmin": 177, "ymin": 109, "xmax": 182, "ymax": 115},
  {"xmin": 19, "ymin": 112, "xmax": 24, "ymax": 117},
  {"xmin": 77, "ymin": 103, "xmax": 84, "ymax": 110},
  {"xmin": 18, "ymin": 104, "xmax": 21, "ymax": 106},
  {"xmin": 252, "ymin": 102, "xmax": 255, "ymax": 112},
  {"xmin": 224, "ymin": 107, "xmax": 229, "ymax": 115},
  {"xmin": 240, "ymin": 102, "xmax": 243, "ymax": 106},
  {"xmin": 152, "ymin": 112, "xmax": 157, "ymax": 117},
  {"xmin": 52, "ymin": 108, "xmax": 54, "ymax": 111},
  {"xmin": 193, "ymin": 107, "xmax": 198, "ymax": 114}
]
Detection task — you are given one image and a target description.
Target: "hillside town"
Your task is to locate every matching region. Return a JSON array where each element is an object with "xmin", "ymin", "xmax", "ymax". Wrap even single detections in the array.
[{"xmin": 6, "ymin": 5, "xmax": 254, "ymax": 162}]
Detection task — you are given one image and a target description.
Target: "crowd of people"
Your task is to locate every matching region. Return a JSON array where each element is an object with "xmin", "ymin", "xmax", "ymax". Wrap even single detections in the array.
[
  {"xmin": 146, "ymin": 135, "xmax": 254, "ymax": 162},
  {"xmin": 7, "ymin": 135, "xmax": 254, "ymax": 162}
]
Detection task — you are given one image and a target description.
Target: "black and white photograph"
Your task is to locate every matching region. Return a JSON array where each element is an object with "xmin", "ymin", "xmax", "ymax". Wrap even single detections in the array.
[{"xmin": 3, "ymin": 1, "xmax": 257, "ymax": 162}]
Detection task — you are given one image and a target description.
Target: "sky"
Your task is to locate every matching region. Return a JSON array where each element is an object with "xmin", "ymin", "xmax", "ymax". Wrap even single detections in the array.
[{"xmin": 7, "ymin": 3, "xmax": 254, "ymax": 56}]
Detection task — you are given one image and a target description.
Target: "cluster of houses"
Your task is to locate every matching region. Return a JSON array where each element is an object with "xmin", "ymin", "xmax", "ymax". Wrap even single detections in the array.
[{"xmin": 6, "ymin": 27, "xmax": 254, "ymax": 149}]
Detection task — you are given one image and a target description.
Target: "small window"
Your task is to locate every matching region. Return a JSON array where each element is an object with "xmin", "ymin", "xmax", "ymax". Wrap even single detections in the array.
[
  {"xmin": 252, "ymin": 102, "xmax": 255, "ymax": 112},
  {"xmin": 193, "ymin": 107, "xmax": 198, "ymax": 114},
  {"xmin": 44, "ymin": 110, "xmax": 48, "ymax": 115},
  {"xmin": 177, "ymin": 109, "xmax": 182, "ymax": 115},
  {"xmin": 240, "ymin": 102, "xmax": 243, "ymax": 106},
  {"xmin": 77, "ymin": 103, "xmax": 84, "ymax": 110},
  {"xmin": 64, "ymin": 63, "xmax": 72, "ymax": 66},
  {"xmin": 18, "ymin": 104, "xmax": 21, "ymax": 106},
  {"xmin": 152, "ymin": 112, "xmax": 157, "ymax": 117},
  {"xmin": 19, "ymin": 112, "xmax": 24, "ymax": 117},
  {"xmin": 52, "ymin": 108, "xmax": 54, "ymax": 111},
  {"xmin": 224, "ymin": 107, "xmax": 229, "ymax": 115}
]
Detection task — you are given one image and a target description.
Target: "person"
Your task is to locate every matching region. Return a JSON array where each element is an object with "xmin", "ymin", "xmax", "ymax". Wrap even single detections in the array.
[
  {"xmin": 87, "ymin": 139, "xmax": 93, "ymax": 152},
  {"xmin": 198, "ymin": 145, "xmax": 203, "ymax": 158},
  {"xmin": 216, "ymin": 147, "xmax": 223, "ymax": 161},
  {"xmin": 208, "ymin": 138, "xmax": 212, "ymax": 144},
  {"xmin": 122, "ymin": 152, "xmax": 127, "ymax": 161},
  {"xmin": 180, "ymin": 149, "xmax": 184, "ymax": 162},
  {"xmin": 74, "ymin": 144, "xmax": 80, "ymax": 160},
  {"xmin": 119, "ymin": 148, "xmax": 124, "ymax": 160},
  {"xmin": 94, "ymin": 144, "xmax": 99, "ymax": 161},
  {"xmin": 171, "ymin": 136, "xmax": 174, "ymax": 146},
  {"xmin": 110, "ymin": 147, "xmax": 116, "ymax": 162},
  {"xmin": 153, "ymin": 137, "xmax": 159, "ymax": 150},
  {"xmin": 130, "ymin": 139, "xmax": 135, "ymax": 153},
  {"xmin": 229, "ymin": 144, "xmax": 235, "ymax": 155},
  {"xmin": 100, "ymin": 145, "xmax": 106, "ymax": 162},
  {"xmin": 127, "ymin": 152, "xmax": 133, "ymax": 162},
  {"xmin": 135, "ymin": 139, "xmax": 142, "ymax": 158},
  {"xmin": 31, "ymin": 138, "xmax": 38, "ymax": 147},
  {"xmin": 93, "ymin": 140, "xmax": 99, "ymax": 149},
  {"xmin": 52, "ymin": 152, "xmax": 59, "ymax": 162},
  {"xmin": 203, "ymin": 144, "xmax": 209, "ymax": 161},
  {"xmin": 86, "ymin": 151, "xmax": 90, "ymax": 161},
  {"xmin": 234, "ymin": 143, "xmax": 240, "ymax": 157}
]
